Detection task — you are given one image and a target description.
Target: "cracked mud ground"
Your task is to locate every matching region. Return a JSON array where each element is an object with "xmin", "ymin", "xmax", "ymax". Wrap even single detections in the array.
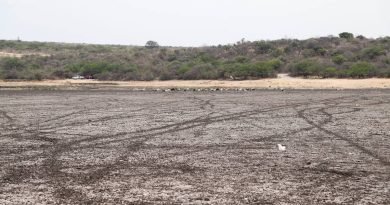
[{"xmin": 0, "ymin": 90, "xmax": 389, "ymax": 204}]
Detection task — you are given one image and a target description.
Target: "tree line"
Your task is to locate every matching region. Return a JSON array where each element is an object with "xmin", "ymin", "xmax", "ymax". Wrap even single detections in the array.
[{"xmin": 0, "ymin": 32, "xmax": 389, "ymax": 80}]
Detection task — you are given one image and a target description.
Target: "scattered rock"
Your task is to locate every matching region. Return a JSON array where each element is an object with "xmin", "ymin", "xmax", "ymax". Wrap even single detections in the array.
[{"xmin": 277, "ymin": 144, "xmax": 286, "ymax": 151}]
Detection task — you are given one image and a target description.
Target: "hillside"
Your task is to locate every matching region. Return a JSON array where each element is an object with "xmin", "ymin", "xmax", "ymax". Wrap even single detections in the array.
[{"xmin": 0, "ymin": 33, "xmax": 389, "ymax": 81}]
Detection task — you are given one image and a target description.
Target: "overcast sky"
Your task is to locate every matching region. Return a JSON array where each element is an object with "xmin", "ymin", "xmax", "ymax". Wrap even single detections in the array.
[{"xmin": 1, "ymin": 0, "xmax": 389, "ymax": 46}]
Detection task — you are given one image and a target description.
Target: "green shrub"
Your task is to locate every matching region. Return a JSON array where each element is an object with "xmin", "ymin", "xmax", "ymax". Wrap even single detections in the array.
[
  {"xmin": 332, "ymin": 54, "xmax": 347, "ymax": 65},
  {"xmin": 21, "ymin": 69, "xmax": 44, "ymax": 80},
  {"xmin": 321, "ymin": 67, "xmax": 338, "ymax": 78},
  {"xmin": 1, "ymin": 36, "xmax": 389, "ymax": 81},
  {"xmin": 178, "ymin": 63, "xmax": 219, "ymax": 80},
  {"xmin": 66, "ymin": 62, "xmax": 133, "ymax": 77},
  {"xmin": 302, "ymin": 49, "xmax": 316, "ymax": 57},
  {"xmin": 51, "ymin": 69, "xmax": 72, "ymax": 79},
  {"xmin": 0, "ymin": 57, "xmax": 26, "ymax": 79},
  {"xmin": 289, "ymin": 59, "xmax": 323, "ymax": 77},
  {"xmin": 197, "ymin": 52, "xmax": 215, "ymax": 63},
  {"xmin": 361, "ymin": 46, "xmax": 386, "ymax": 59},
  {"xmin": 139, "ymin": 70, "xmax": 155, "ymax": 81},
  {"xmin": 378, "ymin": 68, "xmax": 390, "ymax": 78},
  {"xmin": 0, "ymin": 57, "xmax": 25, "ymax": 71},
  {"xmin": 347, "ymin": 62, "xmax": 376, "ymax": 78},
  {"xmin": 159, "ymin": 67, "xmax": 176, "ymax": 80},
  {"xmin": 271, "ymin": 48, "xmax": 284, "ymax": 57},
  {"xmin": 177, "ymin": 64, "xmax": 191, "ymax": 76},
  {"xmin": 224, "ymin": 59, "xmax": 279, "ymax": 79},
  {"xmin": 262, "ymin": 59, "xmax": 282, "ymax": 72},
  {"xmin": 313, "ymin": 47, "xmax": 326, "ymax": 56},
  {"xmin": 1, "ymin": 70, "xmax": 18, "ymax": 79},
  {"xmin": 251, "ymin": 62, "xmax": 277, "ymax": 78},
  {"xmin": 254, "ymin": 41, "xmax": 274, "ymax": 54},
  {"xmin": 234, "ymin": 56, "xmax": 249, "ymax": 63}
]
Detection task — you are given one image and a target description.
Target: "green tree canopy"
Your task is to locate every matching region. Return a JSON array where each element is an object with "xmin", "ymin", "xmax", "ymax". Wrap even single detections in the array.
[
  {"xmin": 145, "ymin": 41, "xmax": 159, "ymax": 49},
  {"xmin": 339, "ymin": 32, "xmax": 354, "ymax": 39}
]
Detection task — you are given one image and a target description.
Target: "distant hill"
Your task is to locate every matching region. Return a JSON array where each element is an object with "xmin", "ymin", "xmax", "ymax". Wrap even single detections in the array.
[{"xmin": 0, "ymin": 33, "xmax": 389, "ymax": 80}]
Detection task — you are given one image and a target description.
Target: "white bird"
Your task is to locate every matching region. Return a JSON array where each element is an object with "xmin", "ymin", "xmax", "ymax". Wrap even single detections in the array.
[{"xmin": 277, "ymin": 144, "xmax": 286, "ymax": 151}]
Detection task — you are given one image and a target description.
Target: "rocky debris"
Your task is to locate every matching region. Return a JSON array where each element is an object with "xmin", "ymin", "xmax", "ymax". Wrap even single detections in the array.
[
  {"xmin": 134, "ymin": 87, "xmax": 290, "ymax": 92},
  {"xmin": 277, "ymin": 144, "xmax": 286, "ymax": 151}
]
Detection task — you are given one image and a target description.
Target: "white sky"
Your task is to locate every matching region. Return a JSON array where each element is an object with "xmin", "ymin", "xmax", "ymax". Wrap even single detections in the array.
[{"xmin": 0, "ymin": 0, "xmax": 389, "ymax": 46}]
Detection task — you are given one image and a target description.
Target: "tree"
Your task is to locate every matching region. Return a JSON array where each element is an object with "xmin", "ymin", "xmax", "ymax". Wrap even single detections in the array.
[
  {"xmin": 356, "ymin": 35, "xmax": 366, "ymax": 40},
  {"xmin": 145, "ymin": 41, "xmax": 159, "ymax": 49},
  {"xmin": 339, "ymin": 32, "xmax": 354, "ymax": 39}
]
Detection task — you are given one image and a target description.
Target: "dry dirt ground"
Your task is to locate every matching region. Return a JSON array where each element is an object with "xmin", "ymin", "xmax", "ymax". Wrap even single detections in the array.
[
  {"xmin": 1, "ymin": 77, "xmax": 390, "ymax": 90},
  {"xmin": 0, "ymin": 52, "xmax": 50, "ymax": 58},
  {"xmin": 0, "ymin": 90, "xmax": 389, "ymax": 204}
]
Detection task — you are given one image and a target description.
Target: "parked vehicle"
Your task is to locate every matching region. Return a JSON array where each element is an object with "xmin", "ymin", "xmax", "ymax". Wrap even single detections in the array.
[{"xmin": 71, "ymin": 75, "xmax": 85, "ymax": 80}]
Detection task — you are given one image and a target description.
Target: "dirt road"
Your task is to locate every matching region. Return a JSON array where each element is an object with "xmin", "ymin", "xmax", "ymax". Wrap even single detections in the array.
[{"xmin": 1, "ymin": 77, "xmax": 390, "ymax": 90}]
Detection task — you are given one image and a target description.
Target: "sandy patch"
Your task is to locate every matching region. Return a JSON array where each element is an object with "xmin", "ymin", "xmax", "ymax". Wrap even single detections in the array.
[
  {"xmin": 1, "ymin": 77, "xmax": 390, "ymax": 89},
  {"xmin": 0, "ymin": 51, "xmax": 50, "ymax": 58}
]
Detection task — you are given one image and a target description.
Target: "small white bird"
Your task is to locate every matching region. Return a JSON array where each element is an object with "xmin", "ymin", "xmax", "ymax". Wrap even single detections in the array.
[{"xmin": 277, "ymin": 144, "xmax": 286, "ymax": 151}]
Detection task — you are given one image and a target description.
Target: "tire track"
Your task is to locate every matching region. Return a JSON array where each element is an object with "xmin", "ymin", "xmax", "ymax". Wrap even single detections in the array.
[
  {"xmin": 0, "ymin": 109, "xmax": 15, "ymax": 131},
  {"xmin": 0, "ymin": 110, "xmax": 13, "ymax": 122},
  {"xmin": 297, "ymin": 101, "xmax": 390, "ymax": 166},
  {"xmin": 4, "ymin": 91, "xmax": 389, "ymax": 204}
]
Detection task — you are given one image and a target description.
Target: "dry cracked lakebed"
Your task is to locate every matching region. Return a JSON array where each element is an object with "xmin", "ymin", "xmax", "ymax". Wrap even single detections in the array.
[{"xmin": 0, "ymin": 89, "xmax": 389, "ymax": 204}]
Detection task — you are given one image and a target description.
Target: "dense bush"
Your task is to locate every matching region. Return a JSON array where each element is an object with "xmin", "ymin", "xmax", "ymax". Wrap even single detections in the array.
[
  {"xmin": 180, "ymin": 63, "xmax": 219, "ymax": 80},
  {"xmin": 361, "ymin": 46, "xmax": 386, "ymax": 59},
  {"xmin": 0, "ymin": 33, "xmax": 389, "ymax": 80},
  {"xmin": 332, "ymin": 54, "xmax": 347, "ymax": 65},
  {"xmin": 289, "ymin": 59, "xmax": 324, "ymax": 77},
  {"xmin": 224, "ymin": 59, "xmax": 280, "ymax": 79},
  {"xmin": 64, "ymin": 62, "xmax": 140, "ymax": 80},
  {"xmin": 321, "ymin": 67, "xmax": 338, "ymax": 78},
  {"xmin": 289, "ymin": 60, "xmax": 380, "ymax": 78},
  {"xmin": 254, "ymin": 41, "xmax": 274, "ymax": 54},
  {"xmin": 0, "ymin": 57, "xmax": 24, "ymax": 79},
  {"xmin": 347, "ymin": 62, "xmax": 377, "ymax": 78},
  {"xmin": 0, "ymin": 57, "xmax": 47, "ymax": 80},
  {"xmin": 378, "ymin": 69, "xmax": 390, "ymax": 77}
]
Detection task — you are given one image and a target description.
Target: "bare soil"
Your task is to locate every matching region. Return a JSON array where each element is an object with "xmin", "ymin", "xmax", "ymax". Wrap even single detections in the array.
[
  {"xmin": 0, "ymin": 52, "xmax": 50, "ymax": 58},
  {"xmin": 1, "ymin": 77, "xmax": 390, "ymax": 90},
  {"xmin": 0, "ymin": 90, "xmax": 389, "ymax": 204}
]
